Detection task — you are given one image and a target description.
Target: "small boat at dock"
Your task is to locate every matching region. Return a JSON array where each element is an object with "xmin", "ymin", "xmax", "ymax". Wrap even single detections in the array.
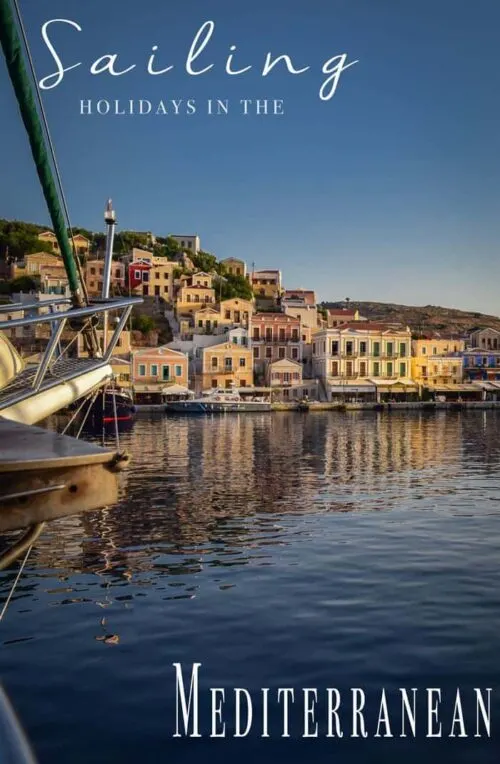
[{"xmin": 166, "ymin": 387, "xmax": 272, "ymax": 414}]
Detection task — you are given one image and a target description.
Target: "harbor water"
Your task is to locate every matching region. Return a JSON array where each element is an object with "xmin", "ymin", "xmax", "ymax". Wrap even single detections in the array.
[{"xmin": 1, "ymin": 411, "xmax": 499, "ymax": 763}]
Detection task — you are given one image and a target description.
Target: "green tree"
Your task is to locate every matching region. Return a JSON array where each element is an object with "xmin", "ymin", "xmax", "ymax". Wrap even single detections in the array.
[
  {"xmin": 218, "ymin": 273, "xmax": 254, "ymax": 301},
  {"xmin": 132, "ymin": 314, "xmax": 156, "ymax": 333}
]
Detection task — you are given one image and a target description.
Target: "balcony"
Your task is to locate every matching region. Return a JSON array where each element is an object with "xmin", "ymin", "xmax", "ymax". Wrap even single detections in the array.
[{"xmin": 253, "ymin": 337, "xmax": 300, "ymax": 344}]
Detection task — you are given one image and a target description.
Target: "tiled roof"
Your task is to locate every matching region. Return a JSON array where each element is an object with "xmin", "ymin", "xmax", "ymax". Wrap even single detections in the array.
[{"xmin": 327, "ymin": 308, "xmax": 356, "ymax": 316}]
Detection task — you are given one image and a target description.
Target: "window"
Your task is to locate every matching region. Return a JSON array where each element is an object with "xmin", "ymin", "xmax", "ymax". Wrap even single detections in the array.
[
  {"xmin": 399, "ymin": 343, "xmax": 406, "ymax": 357},
  {"xmin": 232, "ymin": 336, "xmax": 238, "ymax": 344},
  {"xmin": 433, "ymin": 347, "xmax": 437, "ymax": 355},
  {"xmin": 302, "ymin": 334, "xmax": 306, "ymax": 342},
  {"xmin": 387, "ymin": 342, "xmax": 393, "ymax": 357},
  {"xmin": 346, "ymin": 341, "xmax": 353, "ymax": 356},
  {"xmin": 225, "ymin": 310, "xmax": 231, "ymax": 320},
  {"xmin": 284, "ymin": 372, "xmax": 291, "ymax": 383},
  {"xmin": 240, "ymin": 379, "xmax": 246, "ymax": 386},
  {"xmin": 399, "ymin": 362, "xmax": 406, "ymax": 377},
  {"xmin": 253, "ymin": 347, "xmax": 259, "ymax": 359},
  {"xmin": 278, "ymin": 347, "xmax": 285, "ymax": 359},
  {"xmin": 346, "ymin": 361, "xmax": 353, "ymax": 377},
  {"xmin": 225, "ymin": 357, "xmax": 233, "ymax": 370},
  {"xmin": 151, "ymin": 364, "xmax": 158, "ymax": 376},
  {"xmin": 143, "ymin": 271, "xmax": 149, "ymax": 282},
  {"xmin": 373, "ymin": 342, "xmax": 380, "ymax": 357},
  {"xmin": 422, "ymin": 346, "xmax": 427, "ymax": 355},
  {"xmin": 331, "ymin": 341, "xmax": 339, "ymax": 355},
  {"xmin": 422, "ymin": 366, "xmax": 427, "ymax": 377},
  {"xmin": 155, "ymin": 286, "xmax": 160, "ymax": 296},
  {"xmin": 266, "ymin": 347, "xmax": 272, "ymax": 358},
  {"xmin": 211, "ymin": 379, "xmax": 218, "ymax": 388},
  {"xmin": 387, "ymin": 362, "xmax": 393, "ymax": 377},
  {"xmin": 115, "ymin": 269, "xmax": 121, "ymax": 278},
  {"xmin": 175, "ymin": 365, "xmax": 182, "ymax": 377},
  {"xmin": 291, "ymin": 329, "xmax": 298, "ymax": 341},
  {"xmin": 90, "ymin": 267, "xmax": 96, "ymax": 275},
  {"xmin": 266, "ymin": 329, "xmax": 273, "ymax": 341},
  {"xmin": 198, "ymin": 320, "xmax": 203, "ymax": 328},
  {"xmin": 211, "ymin": 357, "xmax": 218, "ymax": 369},
  {"xmin": 162, "ymin": 365, "xmax": 170, "ymax": 381},
  {"xmin": 359, "ymin": 361, "xmax": 367, "ymax": 376},
  {"xmin": 239, "ymin": 357, "xmax": 246, "ymax": 367},
  {"xmin": 313, "ymin": 343, "xmax": 316, "ymax": 354},
  {"xmin": 359, "ymin": 342, "xmax": 367, "ymax": 356},
  {"xmin": 253, "ymin": 329, "xmax": 260, "ymax": 340},
  {"xmin": 138, "ymin": 364, "xmax": 146, "ymax": 376},
  {"xmin": 373, "ymin": 362, "xmax": 380, "ymax": 377},
  {"xmin": 214, "ymin": 321, "xmax": 218, "ymax": 329},
  {"xmin": 155, "ymin": 272, "xmax": 160, "ymax": 280},
  {"xmin": 292, "ymin": 348, "xmax": 298, "ymax": 360}
]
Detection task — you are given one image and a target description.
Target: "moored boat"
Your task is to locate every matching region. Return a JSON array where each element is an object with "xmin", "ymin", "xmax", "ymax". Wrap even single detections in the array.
[{"xmin": 166, "ymin": 387, "xmax": 272, "ymax": 414}]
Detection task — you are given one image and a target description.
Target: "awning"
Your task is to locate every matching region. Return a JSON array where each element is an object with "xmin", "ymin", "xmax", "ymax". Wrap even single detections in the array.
[
  {"xmin": 330, "ymin": 385, "xmax": 375, "ymax": 394},
  {"xmin": 162, "ymin": 384, "xmax": 193, "ymax": 396},
  {"xmin": 370, "ymin": 377, "xmax": 417, "ymax": 392},
  {"xmin": 433, "ymin": 384, "xmax": 483, "ymax": 392},
  {"xmin": 473, "ymin": 381, "xmax": 500, "ymax": 391},
  {"xmin": 132, "ymin": 384, "xmax": 163, "ymax": 393}
]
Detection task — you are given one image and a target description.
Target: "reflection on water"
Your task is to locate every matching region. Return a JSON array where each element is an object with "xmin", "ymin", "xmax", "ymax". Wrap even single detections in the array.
[
  {"xmin": 23, "ymin": 411, "xmax": 500, "ymax": 581},
  {"xmin": 1, "ymin": 412, "xmax": 500, "ymax": 764}
]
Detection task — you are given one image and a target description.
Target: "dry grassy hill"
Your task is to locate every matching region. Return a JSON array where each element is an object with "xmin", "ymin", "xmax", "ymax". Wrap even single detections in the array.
[{"xmin": 322, "ymin": 301, "xmax": 500, "ymax": 337}]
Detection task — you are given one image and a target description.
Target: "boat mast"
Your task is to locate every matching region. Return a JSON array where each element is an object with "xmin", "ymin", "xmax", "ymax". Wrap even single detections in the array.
[
  {"xmin": 102, "ymin": 199, "xmax": 116, "ymax": 350},
  {"xmin": 0, "ymin": 0, "xmax": 83, "ymax": 306}
]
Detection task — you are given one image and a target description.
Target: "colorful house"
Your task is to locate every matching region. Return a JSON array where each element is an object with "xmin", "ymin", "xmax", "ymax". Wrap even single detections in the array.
[
  {"xmin": 176, "ymin": 284, "xmax": 216, "ymax": 316},
  {"xmin": 38, "ymin": 231, "xmax": 90, "ymax": 257},
  {"xmin": 199, "ymin": 342, "xmax": 253, "ymax": 392},
  {"xmin": 132, "ymin": 346, "xmax": 189, "ymax": 403},
  {"xmin": 268, "ymin": 358, "xmax": 318, "ymax": 401},
  {"xmin": 251, "ymin": 313, "xmax": 302, "ymax": 382},
  {"xmin": 220, "ymin": 257, "xmax": 247, "ymax": 278},
  {"xmin": 251, "ymin": 269, "xmax": 282, "ymax": 300},
  {"xmin": 219, "ymin": 297, "xmax": 253, "ymax": 328},
  {"xmin": 312, "ymin": 323, "xmax": 415, "ymax": 401}
]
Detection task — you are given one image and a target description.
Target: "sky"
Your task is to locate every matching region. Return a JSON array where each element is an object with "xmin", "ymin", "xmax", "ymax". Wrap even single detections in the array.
[{"xmin": 0, "ymin": 0, "xmax": 499, "ymax": 314}]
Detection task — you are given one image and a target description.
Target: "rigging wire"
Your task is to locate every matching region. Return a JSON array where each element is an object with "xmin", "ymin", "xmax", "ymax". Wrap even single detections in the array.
[{"xmin": 0, "ymin": 544, "xmax": 33, "ymax": 622}]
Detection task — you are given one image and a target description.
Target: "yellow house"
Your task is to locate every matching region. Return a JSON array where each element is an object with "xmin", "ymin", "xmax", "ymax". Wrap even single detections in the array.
[
  {"xmin": 194, "ymin": 306, "xmax": 220, "ymax": 333},
  {"xmin": 219, "ymin": 297, "xmax": 253, "ymax": 328},
  {"xmin": 411, "ymin": 355, "xmax": 464, "ymax": 387},
  {"xmin": 38, "ymin": 231, "xmax": 90, "ymax": 257},
  {"xmin": 176, "ymin": 284, "xmax": 216, "ymax": 316},
  {"xmin": 25, "ymin": 252, "xmax": 61, "ymax": 275},
  {"xmin": 251, "ymin": 269, "xmax": 282, "ymax": 299},
  {"xmin": 77, "ymin": 329, "xmax": 132, "ymax": 358},
  {"xmin": 412, "ymin": 338, "xmax": 465, "ymax": 357},
  {"xmin": 220, "ymin": 257, "xmax": 247, "ymax": 278},
  {"xmin": 200, "ymin": 342, "xmax": 253, "ymax": 391},
  {"xmin": 110, "ymin": 357, "xmax": 132, "ymax": 389}
]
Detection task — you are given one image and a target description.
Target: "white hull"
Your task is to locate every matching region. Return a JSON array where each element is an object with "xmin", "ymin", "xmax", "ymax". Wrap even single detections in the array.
[{"xmin": 0, "ymin": 365, "xmax": 113, "ymax": 426}]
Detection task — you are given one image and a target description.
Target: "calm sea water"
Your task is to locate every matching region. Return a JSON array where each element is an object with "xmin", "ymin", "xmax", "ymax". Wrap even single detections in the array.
[{"xmin": 1, "ymin": 411, "xmax": 500, "ymax": 763}]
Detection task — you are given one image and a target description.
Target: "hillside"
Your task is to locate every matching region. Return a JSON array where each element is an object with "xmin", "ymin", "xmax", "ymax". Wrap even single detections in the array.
[{"xmin": 322, "ymin": 301, "xmax": 500, "ymax": 337}]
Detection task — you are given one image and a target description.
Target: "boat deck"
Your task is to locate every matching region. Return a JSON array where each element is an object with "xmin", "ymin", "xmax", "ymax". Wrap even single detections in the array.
[
  {"xmin": 0, "ymin": 357, "xmax": 109, "ymax": 412},
  {"xmin": 0, "ymin": 418, "xmax": 123, "ymax": 532}
]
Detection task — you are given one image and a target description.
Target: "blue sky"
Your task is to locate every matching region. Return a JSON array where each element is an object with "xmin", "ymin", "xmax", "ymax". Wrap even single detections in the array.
[{"xmin": 1, "ymin": 0, "xmax": 499, "ymax": 313}]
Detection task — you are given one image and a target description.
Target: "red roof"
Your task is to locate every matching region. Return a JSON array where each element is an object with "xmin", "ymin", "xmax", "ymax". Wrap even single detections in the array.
[{"xmin": 327, "ymin": 308, "xmax": 357, "ymax": 316}]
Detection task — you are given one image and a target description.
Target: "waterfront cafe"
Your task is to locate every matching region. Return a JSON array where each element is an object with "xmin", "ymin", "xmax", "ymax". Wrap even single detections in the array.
[
  {"xmin": 328, "ymin": 378, "xmax": 418, "ymax": 403},
  {"xmin": 428, "ymin": 382, "xmax": 493, "ymax": 402}
]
